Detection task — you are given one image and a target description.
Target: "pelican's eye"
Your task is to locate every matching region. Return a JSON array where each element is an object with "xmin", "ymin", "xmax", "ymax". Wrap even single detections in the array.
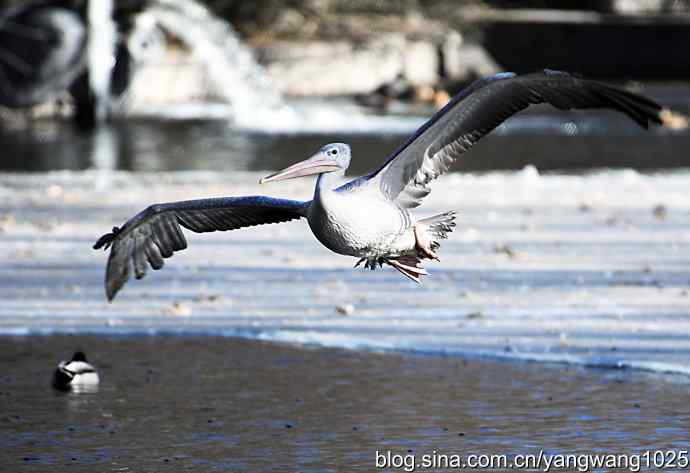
[{"xmin": 330, "ymin": 149, "xmax": 338, "ymax": 156}]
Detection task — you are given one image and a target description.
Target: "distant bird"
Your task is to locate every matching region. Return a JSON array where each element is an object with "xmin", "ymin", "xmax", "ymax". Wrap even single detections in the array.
[
  {"xmin": 53, "ymin": 351, "xmax": 99, "ymax": 391},
  {"xmin": 94, "ymin": 70, "xmax": 662, "ymax": 300}
]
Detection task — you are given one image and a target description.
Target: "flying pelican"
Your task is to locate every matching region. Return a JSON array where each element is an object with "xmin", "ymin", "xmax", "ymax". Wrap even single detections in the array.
[{"xmin": 95, "ymin": 70, "xmax": 662, "ymax": 300}]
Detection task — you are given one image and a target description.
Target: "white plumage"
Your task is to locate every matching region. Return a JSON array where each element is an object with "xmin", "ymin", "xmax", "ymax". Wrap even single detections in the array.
[{"xmin": 53, "ymin": 352, "xmax": 100, "ymax": 391}]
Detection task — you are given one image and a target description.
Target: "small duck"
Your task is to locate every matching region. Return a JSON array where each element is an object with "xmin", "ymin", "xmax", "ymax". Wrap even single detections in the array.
[{"xmin": 53, "ymin": 351, "xmax": 100, "ymax": 391}]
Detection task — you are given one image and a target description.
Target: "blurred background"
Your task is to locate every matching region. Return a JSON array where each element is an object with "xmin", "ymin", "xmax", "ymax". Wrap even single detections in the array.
[{"xmin": 0, "ymin": 0, "xmax": 688, "ymax": 173}]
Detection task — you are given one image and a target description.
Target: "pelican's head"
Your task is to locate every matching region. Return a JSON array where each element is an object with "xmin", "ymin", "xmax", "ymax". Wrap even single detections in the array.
[{"xmin": 260, "ymin": 143, "xmax": 351, "ymax": 184}]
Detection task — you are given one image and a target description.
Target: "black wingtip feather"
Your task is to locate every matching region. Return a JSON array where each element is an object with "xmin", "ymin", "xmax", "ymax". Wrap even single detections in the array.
[
  {"xmin": 589, "ymin": 81, "xmax": 662, "ymax": 129},
  {"xmin": 536, "ymin": 69, "xmax": 662, "ymax": 129},
  {"xmin": 93, "ymin": 226, "xmax": 120, "ymax": 250},
  {"xmin": 96, "ymin": 197, "xmax": 306, "ymax": 302},
  {"xmin": 104, "ymin": 246, "xmax": 129, "ymax": 302}
]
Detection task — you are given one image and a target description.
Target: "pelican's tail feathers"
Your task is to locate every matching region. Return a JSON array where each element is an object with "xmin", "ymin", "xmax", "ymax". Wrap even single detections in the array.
[
  {"xmin": 414, "ymin": 210, "xmax": 457, "ymax": 260},
  {"xmin": 417, "ymin": 211, "xmax": 457, "ymax": 246},
  {"xmin": 364, "ymin": 211, "xmax": 456, "ymax": 284}
]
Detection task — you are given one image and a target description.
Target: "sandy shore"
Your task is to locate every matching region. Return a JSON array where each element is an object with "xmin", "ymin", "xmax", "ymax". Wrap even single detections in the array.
[
  {"xmin": 1, "ymin": 169, "xmax": 689, "ymax": 374},
  {"xmin": 2, "ymin": 335, "xmax": 689, "ymax": 471}
]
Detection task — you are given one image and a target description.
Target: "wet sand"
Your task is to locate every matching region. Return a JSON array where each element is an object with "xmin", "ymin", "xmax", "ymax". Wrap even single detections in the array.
[{"xmin": 2, "ymin": 335, "xmax": 689, "ymax": 471}]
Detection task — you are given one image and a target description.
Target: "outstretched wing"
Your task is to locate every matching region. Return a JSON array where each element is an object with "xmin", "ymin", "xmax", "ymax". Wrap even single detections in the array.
[
  {"xmin": 93, "ymin": 196, "xmax": 308, "ymax": 301},
  {"xmin": 358, "ymin": 70, "xmax": 662, "ymax": 208}
]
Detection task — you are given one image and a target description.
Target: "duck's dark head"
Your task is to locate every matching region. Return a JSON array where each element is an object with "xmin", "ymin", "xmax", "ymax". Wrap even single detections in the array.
[{"xmin": 72, "ymin": 351, "xmax": 87, "ymax": 362}]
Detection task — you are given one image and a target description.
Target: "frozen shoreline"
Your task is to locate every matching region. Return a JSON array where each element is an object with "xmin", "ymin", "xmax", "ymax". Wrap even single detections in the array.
[{"xmin": 1, "ymin": 169, "xmax": 689, "ymax": 374}]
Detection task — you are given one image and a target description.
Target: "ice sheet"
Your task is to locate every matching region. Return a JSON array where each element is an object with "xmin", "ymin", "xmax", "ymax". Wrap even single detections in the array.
[{"xmin": 1, "ymin": 169, "xmax": 689, "ymax": 374}]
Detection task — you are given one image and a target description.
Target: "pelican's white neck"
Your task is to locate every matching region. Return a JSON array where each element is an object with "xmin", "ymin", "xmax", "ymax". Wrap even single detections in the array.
[{"xmin": 315, "ymin": 169, "xmax": 345, "ymax": 197}]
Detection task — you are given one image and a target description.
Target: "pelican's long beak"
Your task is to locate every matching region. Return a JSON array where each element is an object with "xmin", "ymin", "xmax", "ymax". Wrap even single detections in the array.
[{"xmin": 259, "ymin": 153, "xmax": 341, "ymax": 184}]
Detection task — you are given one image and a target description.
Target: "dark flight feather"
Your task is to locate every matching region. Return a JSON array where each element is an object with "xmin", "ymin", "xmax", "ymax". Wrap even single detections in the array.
[
  {"xmin": 93, "ymin": 196, "xmax": 307, "ymax": 301},
  {"xmin": 342, "ymin": 70, "xmax": 662, "ymax": 207}
]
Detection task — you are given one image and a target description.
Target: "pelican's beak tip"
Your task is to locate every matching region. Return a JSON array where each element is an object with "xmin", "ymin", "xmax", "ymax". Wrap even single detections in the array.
[{"xmin": 259, "ymin": 177, "xmax": 266, "ymax": 185}]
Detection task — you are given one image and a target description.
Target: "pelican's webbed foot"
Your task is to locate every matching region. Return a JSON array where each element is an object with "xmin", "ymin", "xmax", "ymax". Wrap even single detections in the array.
[{"xmin": 387, "ymin": 255, "xmax": 428, "ymax": 284}]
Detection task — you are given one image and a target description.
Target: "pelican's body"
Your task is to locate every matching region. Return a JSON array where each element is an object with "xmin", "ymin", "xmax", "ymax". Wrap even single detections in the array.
[
  {"xmin": 95, "ymin": 70, "xmax": 664, "ymax": 299},
  {"xmin": 309, "ymin": 174, "xmax": 413, "ymax": 259}
]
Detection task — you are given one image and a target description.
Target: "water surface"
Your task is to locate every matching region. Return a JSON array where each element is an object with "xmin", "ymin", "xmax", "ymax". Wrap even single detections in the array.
[
  {"xmin": 2, "ymin": 89, "xmax": 689, "ymax": 174},
  {"xmin": 2, "ymin": 335, "xmax": 689, "ymax": 471}
]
